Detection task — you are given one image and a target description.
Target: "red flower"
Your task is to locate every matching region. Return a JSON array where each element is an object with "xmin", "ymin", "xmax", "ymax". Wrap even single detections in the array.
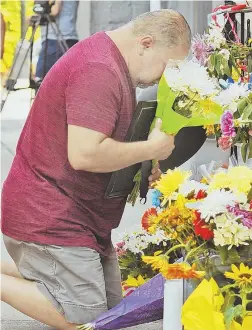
[
  {"xmin": 141, "ymin": 208, "xmax": 158, "ymax": 231},
  {"xmin": 195, "ymin": 190, "xmax": 207, "ymax": 200},
  {"xmin": 193, "ymin": 211, "xmax": 214, "ymax": 240},
  {"xmin": 250, "ymin": 200, "xmax": 252, "ymax": 210}
]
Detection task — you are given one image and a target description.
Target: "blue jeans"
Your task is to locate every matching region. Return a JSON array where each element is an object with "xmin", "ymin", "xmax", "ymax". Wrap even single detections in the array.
[{"xmin": 35, "ymin": 39, "xmax": 78, "ymax": 78}]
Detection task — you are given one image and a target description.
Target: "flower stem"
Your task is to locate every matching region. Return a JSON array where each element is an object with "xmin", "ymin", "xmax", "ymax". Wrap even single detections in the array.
[
  {"xmin": 165, "ymin": 243, "xmax": 186, "ymax": 256},
  {"xmin": 184, "ymin": 242, "xmax": 207, "ymax": 263}
]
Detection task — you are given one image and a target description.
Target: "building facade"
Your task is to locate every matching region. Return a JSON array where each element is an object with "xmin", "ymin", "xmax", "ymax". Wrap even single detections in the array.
[{"xmin": 77, "ymin": 0, "xmax": 217, "ymax": 40}]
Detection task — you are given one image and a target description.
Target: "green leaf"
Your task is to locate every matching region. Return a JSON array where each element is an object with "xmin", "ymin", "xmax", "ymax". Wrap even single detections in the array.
[
  {"xmin": 247, "ymin": 186, "xmax": 252, "ymax": 201},
  {"xmin": 209, "ymin": 54, "xmax": 215, "ymax": 72},
  {"xmin": 224, "ymin": 304, "xmax": 243, "ymax": 329},
  {"xmin": 227, "ymin": 248, "xmax": 240, "ymax": 263},
  {"xmin": 242, "ymin": 104, "xmax": 252, "ymax": 119},
  {"xmin": 237, "ymin": 98, "xmax": 248, "ymax": 115},
  {"xmin": 241, "ymin": 143, "xmax": 249, "ymax": 163},
  {"xmin": 248, "ymin": 55, "xmax": 252, "ymax": 73},
  {"xmin": 248, "ymin": 138, "xmax": 252, "ymax": 159},
  {"xmin": 219, "ymin": 246, "xmax": 228, "ymax": 263},
  {"xmin": 222, "ymin": 292, "xmax": 235, "ymax": 312}
]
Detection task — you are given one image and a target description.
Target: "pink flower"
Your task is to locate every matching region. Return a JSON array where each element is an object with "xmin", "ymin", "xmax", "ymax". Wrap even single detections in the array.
[
  {"xmin": 218, "ymin": 136, "xmax": 233, "ymax": 151},
  {"xmin": 221, "ymin": 111, "xmax": 236, "ymax": 137},
  {"xmin": 115, "ymin": 241, "xmax": 126, "ymax": 257},
  {"xmin": 228, "ymin": 205, "xmax": 252, "ymax": 228},
  {"xmin": 191, "ymin": 34, "xmax": 209, "ymax": 66}
]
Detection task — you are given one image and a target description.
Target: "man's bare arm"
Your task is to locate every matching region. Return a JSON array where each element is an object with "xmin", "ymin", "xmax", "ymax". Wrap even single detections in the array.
[
  {"xmin": 68, "ymin": 120, "xmax": 174, "ymax": 173},
  {"xmin": 50, "ymin": 0, "xmax": 62, "ymax": 16}
]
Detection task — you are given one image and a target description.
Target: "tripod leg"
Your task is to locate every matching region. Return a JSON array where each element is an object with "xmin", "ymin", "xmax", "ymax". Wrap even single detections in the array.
[
  {"xmin": 6, "ymin": 22, "xmax": 39, "ymax": 91},
  {"xmin": 42, "ymin": 23, "xmax": 50, "ymax": 79}
]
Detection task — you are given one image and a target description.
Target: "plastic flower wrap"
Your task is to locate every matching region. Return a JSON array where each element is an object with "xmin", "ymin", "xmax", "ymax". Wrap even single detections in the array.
[
  {"xmin": 78, "ymin": 274, "xmax": 165, "ymax": 330},
  {"xmin": 155, "ymin": 60, "xmax": 223, "ymax": 135},
  {"xmin": 182, "ymin": 264, "xmax": 252, "ymax": 330}
]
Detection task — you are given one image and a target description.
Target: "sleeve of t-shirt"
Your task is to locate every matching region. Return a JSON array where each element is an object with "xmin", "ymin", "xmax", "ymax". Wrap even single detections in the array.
[{"xmin": 65, "ymin": 63, "xmax": 122, "ymax": 137}]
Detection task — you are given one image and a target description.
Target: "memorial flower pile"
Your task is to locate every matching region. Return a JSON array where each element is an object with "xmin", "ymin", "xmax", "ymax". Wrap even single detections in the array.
[{"xmin": 141, "ymin": 166, "xmax": 252, "ymax": 276}]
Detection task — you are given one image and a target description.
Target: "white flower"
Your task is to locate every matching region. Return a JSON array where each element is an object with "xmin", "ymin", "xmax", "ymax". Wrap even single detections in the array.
[
  {"xmin": 164, "ymin": 60, "xmax": 219, "ymax": 98},
  {"xmin": 120, "ymin": 228, "xmax": 169, "ymax": 255},
  {"xmin": 213, "ymin": 213, "xmax": 250, "ymax": 249},
  {"xmin": 191, "ymin": 189, "xmax": 240, "ymax": 221},
  {"xmin": 214, "ymin": 83, "xmax": 249, "ymax": 109},
  {"xmin": 206, "ymin": 25, "xmax": 226, "ymax": 50},
  {"xmin": 178, "ymin": 180, "xmax": 208, "ymax": 196},
  {"xmin": 219, "ymin": 49, "xmax": 230, "ymax": 61}
]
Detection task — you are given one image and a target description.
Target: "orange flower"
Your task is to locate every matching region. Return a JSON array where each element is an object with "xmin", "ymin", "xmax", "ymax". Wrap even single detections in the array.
[
  {"xmin": 161, "ymin": 263, "xmax": 205, "ymax": 280},
  {"xmin": 141, "ymin": 208, "xmax": 158, "ymax": 232}
]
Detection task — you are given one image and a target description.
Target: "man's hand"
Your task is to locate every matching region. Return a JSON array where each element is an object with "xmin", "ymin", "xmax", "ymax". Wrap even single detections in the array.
[
  {"xmin": 148, "ymin": 162, "xmax": 162, "ymax": 187},
  {"xmin": 148, "ymin": 118, "xmax": 175, "ymax": 160}
]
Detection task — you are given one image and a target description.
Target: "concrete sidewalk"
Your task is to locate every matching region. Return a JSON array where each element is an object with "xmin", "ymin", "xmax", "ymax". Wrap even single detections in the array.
[{"xmin": 1, "ymin": 319, "xmax": 163, "ymax": 330}]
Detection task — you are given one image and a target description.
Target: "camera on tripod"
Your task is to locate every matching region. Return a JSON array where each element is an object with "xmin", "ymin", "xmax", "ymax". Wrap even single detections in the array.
[{"xmin": 33, "ymin": 0, "xmax": 55, "ymax": 15}]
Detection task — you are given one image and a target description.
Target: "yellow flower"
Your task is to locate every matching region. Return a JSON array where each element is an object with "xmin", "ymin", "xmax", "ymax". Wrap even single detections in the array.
[
  {"xmin": 231, "ymin": 316, "xmax": 252, "ymax": 330},
  {"xmin": 155, "ymin": 169, "xmax": 191, "ymax": 206},
  {"xmin": 161, "ymin": 263, "xmax": 205, "ymax": 280},
  {"xmin": 142, "ymin": 251, "xmax": 169, "ymax": 273},
  {"xmin": 122, "ymin": 275, "xmax": 146, "ymax": 288},
  {"xmin": 182, "ymin": 278, "xmax": 226, "ymax": 330},
  {"xmin": 228, "ymin": 166, "xmax": 252, "ymax": 194},
  {"xmin": 210, "ymin": 172, "xmax": 231, "ymax": 190},
  {"xmin": 204, "ymin": 124, "xmax": 215, "ymax": 136},
  {"xmin": 225, "ymin": 263, "xmax": 252, "ymax": 288},
  {"xmin": 210, "ymin": 166, "xmax": 252, "ymax": 194}
]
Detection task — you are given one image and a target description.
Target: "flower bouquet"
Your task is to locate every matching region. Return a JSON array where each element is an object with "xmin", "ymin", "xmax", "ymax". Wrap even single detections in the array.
[
  {"xmin": 115, "ymin": 227, "xmax": 180, "ymax": 296},
  {"xmin": 127, "ymin": 60, "xmax": 223, "ymax": 206},
  {"xmin": 192, "ymin": 23, "xmax": 252, "ymax": 82},
  {"xmin": 141, "ymin": 166, "xmax": 252, "ymax": 279}
]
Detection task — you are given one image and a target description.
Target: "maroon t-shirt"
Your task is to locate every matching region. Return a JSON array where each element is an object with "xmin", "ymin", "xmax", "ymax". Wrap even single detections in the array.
[{"xmin": 1, "ymin": 32, "xmax": 136, "ymax": 256}]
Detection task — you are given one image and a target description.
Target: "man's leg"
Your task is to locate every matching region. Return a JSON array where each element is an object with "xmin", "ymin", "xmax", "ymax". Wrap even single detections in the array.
[
  {"xmin": 1, "ymin": 260, "xmax": 22, "ymax": 278},
  {"xmin": 1, "ymin": 274, "xmax": 77, "ymax": 330},
  {"xmin": 101, "ymin": 247, "xmax": 123, "ymax": 309}
]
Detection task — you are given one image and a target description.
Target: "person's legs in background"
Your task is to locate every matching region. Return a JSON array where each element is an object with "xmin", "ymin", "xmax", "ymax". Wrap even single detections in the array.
[{"xmin": 35, "ymin": 39, "xmax": 78, "ymax": 79}]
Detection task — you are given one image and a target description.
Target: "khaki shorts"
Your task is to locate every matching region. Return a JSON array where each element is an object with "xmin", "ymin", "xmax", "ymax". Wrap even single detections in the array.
[{"xmin": 3, "ymin": 235, "xmax": 123, "ymax": 324}]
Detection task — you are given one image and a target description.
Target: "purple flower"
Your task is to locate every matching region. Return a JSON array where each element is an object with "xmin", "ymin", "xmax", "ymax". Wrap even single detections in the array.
[
  {"xmin": 191, "ymin": 34, "xmax": 209, "ymax": 66},
  {"xmin": 220, "ymin": 111, "xmax": 236, "ymax": 137},
  {"xmin": 228, "ymin": 205, "xmax": 252, "ymax": 228}
]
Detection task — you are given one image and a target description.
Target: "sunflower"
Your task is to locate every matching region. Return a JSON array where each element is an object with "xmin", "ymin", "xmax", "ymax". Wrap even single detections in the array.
[
  {"xmin": 142, "ymin": 251, "xmax": 169, "ymax": 273},
  {"xmin": 224, "ymin": 263, "xmax": 252, "ymax": 288},
  {"xmin": 161, "ymin": 262, "xmax": 205, "ymax": 280},
  {"xmin": 154, "ymin": 169, "xmax": 191, "ymax": 206},
  {"xmin": 141, "ymin": 208, "xmax": 159, "ymax": 233}
]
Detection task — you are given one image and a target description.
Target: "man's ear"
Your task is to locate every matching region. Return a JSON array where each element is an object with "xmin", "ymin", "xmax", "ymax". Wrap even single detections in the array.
[{"xmin": 140, "ymin": 36, "xmax": 154, "ymax": 50}]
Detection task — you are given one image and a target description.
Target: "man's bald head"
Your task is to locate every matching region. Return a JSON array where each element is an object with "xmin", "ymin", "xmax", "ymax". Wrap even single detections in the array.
[{"xmin": 131, "ymin": 9, "xmax": 191, "ymax": 50}]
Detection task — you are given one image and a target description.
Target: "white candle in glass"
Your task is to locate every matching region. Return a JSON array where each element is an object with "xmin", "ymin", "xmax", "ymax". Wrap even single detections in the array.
[{"xmin": 163, "ymin": 279, "xmax": 183, "ymax": 330}]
